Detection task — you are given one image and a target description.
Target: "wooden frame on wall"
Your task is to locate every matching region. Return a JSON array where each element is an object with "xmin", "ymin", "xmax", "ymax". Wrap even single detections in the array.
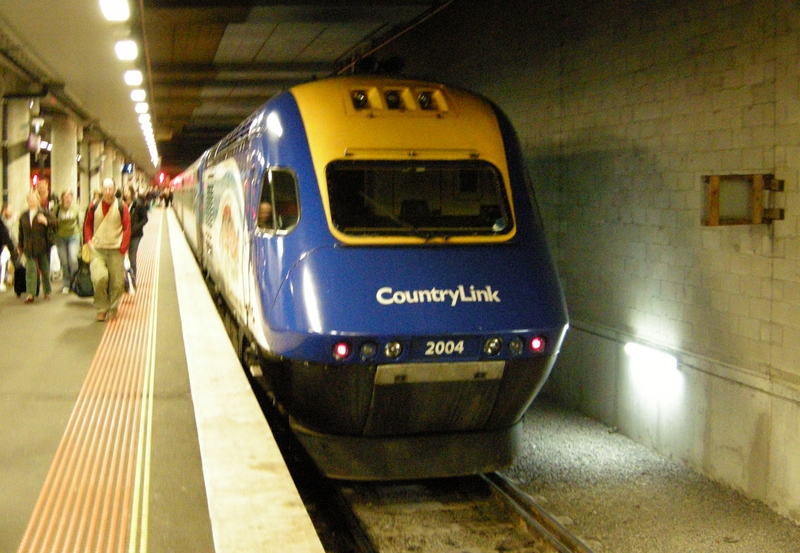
[{"xmin": 703, "ymin": 174, "xmax": 784, "ymax": 226}]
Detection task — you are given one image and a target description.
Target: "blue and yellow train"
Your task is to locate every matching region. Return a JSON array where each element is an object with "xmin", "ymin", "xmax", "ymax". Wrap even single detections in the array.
[{"xmin": 173, "ymin": 76, "xmax": 568, "ymax": 480}]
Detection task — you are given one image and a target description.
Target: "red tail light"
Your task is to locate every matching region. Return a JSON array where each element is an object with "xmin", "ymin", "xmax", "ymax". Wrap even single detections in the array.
[
  {"xmin": 333, "ymin": 341, "xmax": 351, "ymax": 360},
  {"xmin": 529, "ymin": 336, "xmax": 545, "ymax": 353}
]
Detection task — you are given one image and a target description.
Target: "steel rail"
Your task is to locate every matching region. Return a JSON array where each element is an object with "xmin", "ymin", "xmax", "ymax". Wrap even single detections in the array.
[{"xmin": 483, "ymin": 473, "xmax": 596, "ymax": 553}]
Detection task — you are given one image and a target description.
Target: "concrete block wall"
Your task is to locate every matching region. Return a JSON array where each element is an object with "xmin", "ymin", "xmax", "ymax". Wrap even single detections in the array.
[{"xmin": 384, "ymin": 0, "xmax": 800, "ymax": 522}]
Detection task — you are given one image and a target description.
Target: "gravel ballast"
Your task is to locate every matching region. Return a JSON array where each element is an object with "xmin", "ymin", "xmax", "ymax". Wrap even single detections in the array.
[{"xmin": 506, "ymin": 396, "xmax": 800, "ymax": 553}]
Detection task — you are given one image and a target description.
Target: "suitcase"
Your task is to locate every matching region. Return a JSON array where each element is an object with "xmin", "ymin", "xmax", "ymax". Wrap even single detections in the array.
[{"xmin": 14, "ymin": 262, "xmax": 41, "ymax": 297}]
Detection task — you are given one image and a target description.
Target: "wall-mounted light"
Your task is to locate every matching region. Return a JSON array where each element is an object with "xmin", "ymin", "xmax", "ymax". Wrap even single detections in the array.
[
  {"xmin": 134, "ymin": 102, "xmax": 149, "ymax": 114},
  {"xmin": 100, "ymin": 0, "xmax": 130, "ymax": 21},
  {"xmin": 115, "ymin": 40, "xmax": 138, "ymax": 61},
  {"xmin": 131, "ymin": 89, "xmax": 146, "ymax": 102},
  {"xmin": 624, "ymin": 342, "xmax": 682, "ymax": 403},
  {"xmin": 138, "ymin": 113, "xmax": 151, "ymax": 124},
  {"xmin": 124, "ymin": 70, "xmax": 143, "ymax": 86}
]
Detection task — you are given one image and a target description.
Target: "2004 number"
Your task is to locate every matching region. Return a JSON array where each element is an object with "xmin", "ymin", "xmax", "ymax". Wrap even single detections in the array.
[{"xmin": 425, "ymin": 340, "xmax": 465, "ymax": 356}]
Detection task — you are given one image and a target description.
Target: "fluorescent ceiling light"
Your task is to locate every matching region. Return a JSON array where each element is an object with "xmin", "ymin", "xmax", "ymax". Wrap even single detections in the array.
[
  {"xmin": 138, "ymin": 113, "xmax": 151, "ymax": 124},
  {"xmin": 100, "ymin": 0, "xmax": 130, "ymax": 21},
  {"xmin": 124, "ymin": 70, "xmax": 143, "ymax": 86},
  {"xmin": 131, "ymin": 89, "xmax": 146, "ymax": 102},
  {"xmin": 135, "ymin": 102, "xmax": 149, "ymax": 114},
  {"xmin": 115, "ymin": 40, "xmax": 138, "ymax": 61}
]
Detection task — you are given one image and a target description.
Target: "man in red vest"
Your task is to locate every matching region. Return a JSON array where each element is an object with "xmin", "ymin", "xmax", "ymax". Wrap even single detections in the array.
[{"xmin": 84, "ymin": 178, "xmax": 131, "ymax": 321}]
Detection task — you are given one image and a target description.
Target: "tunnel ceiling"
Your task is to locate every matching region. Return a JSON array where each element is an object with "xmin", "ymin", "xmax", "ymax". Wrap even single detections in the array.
[{"xmin": 0, "ymin": 1, "xmax": 446, "ymax": 177}]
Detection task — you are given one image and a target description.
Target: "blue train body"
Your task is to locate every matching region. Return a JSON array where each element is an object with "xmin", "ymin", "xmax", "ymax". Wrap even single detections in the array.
[{"xmin": 173, "ymin": 76, "xmax": 568, "ymax": 480}]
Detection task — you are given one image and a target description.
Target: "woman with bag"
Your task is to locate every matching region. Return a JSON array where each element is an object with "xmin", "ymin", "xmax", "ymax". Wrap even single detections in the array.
[
  {"xmin": 54, "ymin": 189, "xmax": 81, "ymax": 294},
  {"xmin": 0, "ymin": 207, "xmax": 19, "ymax": 292},
  {"xmin": 123, "ymin": 184, "xmax": 148, "ymax": 289},
  {"xmin": 18, "ymin": 191, "xmax": 57, "ymax": 303}
]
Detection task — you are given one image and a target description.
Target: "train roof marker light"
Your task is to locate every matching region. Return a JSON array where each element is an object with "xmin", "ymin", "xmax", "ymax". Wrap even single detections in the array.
[{"xmin": 100, "ymin": 0, "xmax": 130, "ymax": 21}]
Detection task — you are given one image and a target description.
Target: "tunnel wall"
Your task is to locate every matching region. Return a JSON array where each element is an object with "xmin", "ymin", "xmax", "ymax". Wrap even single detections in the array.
[{"xmin": 382, "ymin": 0, "xmax": 800, "ymax": 522}]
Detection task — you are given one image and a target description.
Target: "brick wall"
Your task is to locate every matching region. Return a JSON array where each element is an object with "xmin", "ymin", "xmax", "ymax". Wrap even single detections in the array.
[{"xmin": 382, "ymin": 0, "xmax": 800, "ymax": 522}]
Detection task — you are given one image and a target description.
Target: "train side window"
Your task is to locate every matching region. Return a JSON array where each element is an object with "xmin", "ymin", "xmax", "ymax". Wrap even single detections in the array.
[{"xmin": 259, "ymin": 168, "xmax": 299, "ymax": 233}]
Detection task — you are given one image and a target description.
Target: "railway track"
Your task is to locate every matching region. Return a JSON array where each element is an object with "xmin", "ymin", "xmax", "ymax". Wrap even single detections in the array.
[
  {"xmin": 216, "ymin": 281, "xmax": 591, "ymax": 552},
  {"xmin": 337, "ymin": 473, "xmax": 595, "ymax": 553},
  {"xmin": 252, "ymin": 378, "xmax": 595, "ymax": 552},
  {"xmin": 233, "ymin": 350, "xmax": 591, "ymax": 552}
]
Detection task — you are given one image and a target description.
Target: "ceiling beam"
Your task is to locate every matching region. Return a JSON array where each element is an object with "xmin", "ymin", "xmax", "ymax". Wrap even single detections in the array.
[
  {"xmin": 156, "ymin": 114, "xmax": 247, "ymax": 125},
  {"xmin": 151, "ymin": 61, "xmax": 332, "ymax": 76},
  {"xmin": 153, "ymin": 79, "xmax": 298, "ymax": 91}
]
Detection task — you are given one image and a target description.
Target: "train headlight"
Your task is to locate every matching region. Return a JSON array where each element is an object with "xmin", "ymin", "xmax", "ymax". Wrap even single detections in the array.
[
  {"xmin": 529, "ymin": 336, "xmax": 546, "ymax": 353},
  {"xmin": 360, "ymin": 342, "xmax": 378, "ymax": 361},
  {"xmin": 384, "ymin": 341, "xmax": 403, "ymax": 359},
  {"xmin": 385, "ymin": 90, "xmax": 402, "ymax": 109},
  {"xmin": 333, "ymin": 341, "xmax": 351, "ymax": 361},
  {"xmin": 418, "ymin": 91, "xmax": 435, "ymax": 110},
  {"xmin": 508, "ymin": 337, "xmax": 524, "ymax": 356},
  {"xmin": 483, "ymin": 337, "xmax": 503, "ymax": 356},
  {"xmin": 352, "ymin": 90, "xmax": 368, "ymax": 109}
]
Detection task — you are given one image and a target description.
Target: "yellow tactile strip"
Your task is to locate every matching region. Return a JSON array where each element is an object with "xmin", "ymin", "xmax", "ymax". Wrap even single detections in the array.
[{"xmin": 18, "ymin": 211, "xmax": 162, "ymax": 553}]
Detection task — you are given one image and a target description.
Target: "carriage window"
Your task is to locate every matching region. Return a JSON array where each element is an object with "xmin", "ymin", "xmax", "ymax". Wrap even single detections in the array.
[
  {"xmin": 326, "ymin": 160, "xmax": 513, "ymax": 238},
  {"xmin": 258, "ymin": 168, "xmax": 299, "ymax": 233}
]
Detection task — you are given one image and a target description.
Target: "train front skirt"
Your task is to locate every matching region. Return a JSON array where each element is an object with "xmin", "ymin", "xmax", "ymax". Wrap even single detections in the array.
[{"xmin": 267, "ymin": 354, "xmax": 557, "ymax": 480}]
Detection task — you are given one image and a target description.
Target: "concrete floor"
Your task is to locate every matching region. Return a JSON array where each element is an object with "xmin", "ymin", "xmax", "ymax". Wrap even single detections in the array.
[
  {"xmin": 0, "ymin": 209, "xmax": 323, "ymax": 553},
  {"xmin": 0, "ymin": 225, "xmax": 214, "ymax": 553}
]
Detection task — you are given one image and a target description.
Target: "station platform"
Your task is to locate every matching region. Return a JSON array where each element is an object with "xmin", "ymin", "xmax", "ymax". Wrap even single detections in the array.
[{"xmin": 0, "ymin": 208, "xmax": 324, "ymax": 553}]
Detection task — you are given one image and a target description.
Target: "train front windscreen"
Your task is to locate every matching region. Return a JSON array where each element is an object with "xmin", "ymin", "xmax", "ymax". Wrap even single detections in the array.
[{"xmin": 326, "ymin": 160, "xmax": 514, "ymax": 238}]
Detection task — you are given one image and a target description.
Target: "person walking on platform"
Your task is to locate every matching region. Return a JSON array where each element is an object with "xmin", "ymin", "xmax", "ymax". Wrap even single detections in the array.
[
  {"xmin": 123, "ymin": 184, "xmax": 148, "ymax": 286},
  {"xmin": 0, "ymin": 207, "xmax": 19, "ymax": 291},
  {"xmin": 1, "ymin": 203, "xmax": 19, "ymax": 291},
  {"xmin": 84, "ymin": 178, "xmax": 131, "ymax": 321},
  {"xmin": 54, "ymin": 189, "xmax": 81, "ymax": 294},
  {"xmin": 36, "ymin": 178, "xmax": 56, "ymax": 212},
  {"xmin": 18, "ymin": 191, "xmax": 56, "ymax": 303}
]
